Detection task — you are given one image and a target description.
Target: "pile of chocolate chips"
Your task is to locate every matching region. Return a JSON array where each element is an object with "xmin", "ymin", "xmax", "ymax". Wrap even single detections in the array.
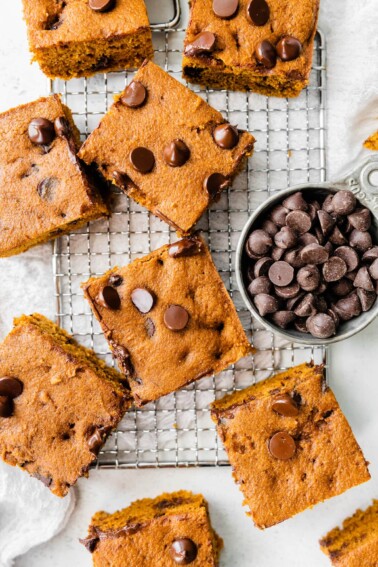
[{"xmin": 244, "ymin": 190, "xmax": 378, "ymax": 339}]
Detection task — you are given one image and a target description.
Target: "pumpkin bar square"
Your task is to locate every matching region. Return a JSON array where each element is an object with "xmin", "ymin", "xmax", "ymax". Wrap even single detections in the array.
[
  {"xmin": 0, "ymin": 95, "xmax": 108, "ymax": 257},
  {"xmin": 0, "ymin": 314, "xmax": 131, "ymax": 497},
  {"xmin": 320, "ymin": 500, "xmax": 378, "ymax": 567},
  {"xmin": 210, "ymin": 363, "xmax": 370, "ymax": 528},
  {"xmin": 82, "ymin": 236, "xmax": 253, "ymax": 405},
  {"xmin": 78, "ymin": 60, "xmax": 255, "ymax": 234},
  {"xmin": 80, "ymin": 490, "xmax": 223, "ymax": 566},
  {"xmin": 22, "ymin": 0, "xmax": 153, "ymax": 79},
  {"xmin": 182, "ymin": 0, "xmax": 320, "ymax": 98}
]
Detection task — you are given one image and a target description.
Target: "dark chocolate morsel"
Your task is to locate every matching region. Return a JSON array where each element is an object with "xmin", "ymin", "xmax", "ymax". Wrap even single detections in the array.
[
  {"xmin": 349, "ymin": 229, "xmax": 372, "ymax": 253},
  {"xmin": 294, "ymin": 318, "xmax": 309, "ymax": 333},
  {"xmin": 0, "ymin": 377, "xmax": 23, "ymax": 398},
  {"xmin": 121, "ymin": 81, "xmax": 147, "ymax": 108},
  {"xmin": 80, "ymin": 536, "xmax": 99, "ymax": 554},
  {"xmin": 353, "ymin": 266, "xmax": 375, "ymax": 291},
  {"xmin": 276, "ymin": 36, "xmax": 302, "ymax": 61},
  {"xmin": 357, "ymin": 289, "xmax": 376, "ymax": 312},
  {"xmin": 0, "ymin": 395, "xmax": 13, "ymax": 418},
  {"xmin": 284, "ymin": 247, "xmax": 305, "ymax": 269},
  {"xmin": 131, "ymin": 288, "xmax": 154, "ymax": 314},
  {"xmin": 294, "ymin": 293, "xmax": 316, "ymax": 317},
  {"xmin": 347, "ymin": 208, "xmax": 371, "ymax": 232},
  {"xmin": 362, "ymin": 246, "xmax": 378, "ymax": 263},
  {"xmin": 213, "ymin": 0, "xmax": 239, "ymax": 18},
  {"xmin": 247, "ymin": 230, "xmax": 273, "ymax": 255},
  {"xmin": 334, "ymin": 246, "xmax": 359, "ymax": 272},
  {"xmin": 269, "ymin": 431, "xmax": 296, "ymax": 460},
  {"xmin": 254, "ymin": 293, "xmax": 278, "ymax": 316},
  {"xmin": 322, "ymin": 194, "xmax": 334, "ymax": 213},
  {"xmin": 322, "ymin": 256, "xmax": 347, "ymax": 282},
  {"xmin": 333, "ymin": 292, "xmax": 362, "ymax": 321},
  {"xmin": 282, "ymin": 192, "xmax": 308, "ymax": 211},
  {"xmin": 255, "ymin": 40, "xmax": 277, "ymax": 69},
  {"xmin": 270, "ymin": 205, "xmax": 289, "ymax": 227},
  {"xmin": 329, "ymin": 226, "xmax": 347, "ymax": 246},
  {"xmin": 97, "ymin": 286, "xmax": 121, "ymax": 310},
  {"xmin": 286, "ymin": 210, "xmax": 312, "ymax": 235},
  {"xmin": 306, "ymin": 313, "xmax": 336, "ymax": 339},
  {"xmin": 170, "ymin": 538, "xmax": 198, "ymax": 564},
  {"xmin": 297, "ymin": 265, "xmax": 320, "ymax": 291},
  {"xmin": 272, "ymin": 393, "xmax": 299, "ymax": 416},
  {"xmin": 271, "ymin": 311, "xmax": 296, "ymax": 329},
  {"xmin": 54, "ymin": 116, "xmax": 71, "ymax": 138},
  {"xmin": 331, "ymin": 278, "xmax": 353, "ymax": 297},
  {"xmin": 317, "ymin": 210, "xmax": 335, "ymax": 236},
  {"xmin": 204, "ymin": 173, "xmax": 230, "ymax": 199},
  {"xmin": 261, "ymin": 219, "xmax": 279, "ymax": 236},
  {"xmin": 298, "ymin": 232, "xmax": 318, "ymax": 246},
  {"xmin": 185, "ymin": 31, "xmax": 216, "ymax": 56},
  {"xmin": 130, "ymin": 147, "xmax": 155, "ymax": 173},
  {"xmin": 37, "ymin": 177, "xmax": 59, "ymax": 201},
  {"xmin": 300, "ymin": 243, "xmax": 329, "ymax": 265},
  {"xmin": 274, "ymin": 227, "xmax": 297, "ymax": 249},
  {"xmin": 88, "ymin": 0, "xmax": 116, "ymax": 12},
  {"xmin": 164, "ymin": 305, "xmax": 189, "ymax": 331},
  {"xmin": 163, "ymin": 139, "xmax": 190, "ymax": 167},
  {"xmin": 369, "ymin": 259, "xmax": 378, "ymax": 280},
  {"xmin": 248, "ymin": 276, "xmax": 272, "ymax": 296},
  {"xmin": 275, "ymin": 281, "xmax": 300, "ymax": 299},
  {"xmin": 268, "ymin": 261, "xmax": 294, "ymax": 287},
  {"xmin": 108, "ymin": 274, "xmax": 123, "ymax": 287},
  {"xmin": 87, "ymin": 429, "xmax": 104, "ymax": 454},
  {"xmin": 332, "ymin": 190, "xmax": 356, "ymax": 215},
  {"xmin": 272, "ymin": 246, "xmax": 285, "ymax": 261},
  {"xmin": 145, "ymin": 317, "xmax": 156, "ymax": 337},
  {"xmin": 247, "ymin": 0, "xmax": 270, "ymax": 26},
  {"xmin": 28, "ymin": 118, "xmax": 55, "ymax": 145},
  {"xmin": 213, "ymin": 123, "xmax": 239, "ymax": 149},
  {"xmin": 168, "ymin": 237, "xmax": 203, "ymax": 258}
]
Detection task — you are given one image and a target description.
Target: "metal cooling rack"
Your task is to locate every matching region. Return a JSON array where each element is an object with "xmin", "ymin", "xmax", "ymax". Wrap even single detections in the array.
[{"xmin": 51, "ymin": 0, "xmax": 328, "ymax": 468}]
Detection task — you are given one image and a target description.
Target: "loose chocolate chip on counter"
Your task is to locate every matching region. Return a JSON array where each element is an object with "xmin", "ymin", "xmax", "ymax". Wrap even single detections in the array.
[
  {"xmin": 282, "ymin": 192, "xmax": 308, "ymax": 211},
  {"xmin": 163, "ymin": 139, "xmax": 190, "ymax": 167},
  {"xmin": 369, "ymin": 259, "xmax": 378, "ymax": 280},
  {"xmin": 247, "ymin": 230, "xmax": 273, "ymax": 255},
  {"xmin": 248, "ymin": 276, "xmax": 272, "ymax": 296},
  {"xmin": 54, "ymin": 116, "xmax": 70, "ymax": 138},
  {"xmin": 334, "ymin": 246, "xmax": 359, "ymax": 272},
  {"xmin": 332, "ymin": 190, "xmax": 356, "ymax": 215},
  {"xmin": 268, "ymin": 261, "xmax": 294, "ymax": 287},
  {"xmin": 286, "ymin": 211, "xmax": 312, "ymax": 235},
  {"xmin": 272, "ymin": 393, "xmax": 299, "ymax": 416},
  {"xmin": 164, "ymin": 305, "xmax": 189, "ymax": 331},
  {"xmin": 268, "ymin": 431, "xmax": 296, "ymax": 460},
  {"xmin": 108, "ymin": 274, "xmax": 123, "ymax": 287},
  {"xmin": 362, "ymin": 246, "xmax": 378, "ymax": 263},
  {"xmin": 131, "ymin": 288, "xmax": 154, "ymax": 314},
  {"xmin": 254, "ymin": 293, "xmax": 278, "ymax": 316},
  {"xmin": 333, "ymin": 292, "xmax": 362, "ymax": 321},
  {"xmin": 0, "ymin": 377, "xmax": 23, "ymax": 398},
  {"xmin": 349, "ymin": 229, "xmax": 372, "ymax": 253},
  {"xmin": 213, "ymin": 0, "xmax": 239, "ymax": 19},
  {"xmin": 322, "ymin": 256, "xmax": 347, "ymax": 282},
  {"xmin": 300, "ymin": 243, "xmax": 329, "ymax": 265},
  {"xmin": 271, "ymin": 310, "xmax": 296, "ymax": 329},
  {"xmin": 276, "ymin": 36, "xmax": 302, "ymax": 61},
  {"xmin": 247, "ymin": 0, "xmax": 270, "ymax": 26},
  {"xmin": 254, "ymin": 257, "xmax": 274, "ymax": 277},
  {"xmin": 255, "ymin": 40, "xmax": 277, "ymax": 69},
  {"xmin": 88, "ymin": 0, "xmax": 116, "ymax": 12},
  {"xmin": 28, "ymin": 118, "xmax": 55, "ymax": 145},
  {"xmin": 130, "ymin": 147, "xmax": 155, "ymax": 173},
  {"xmin": 185, "ymin": 31, "xmax": 216, "ymax": 56},
  {"xmin": 357, "ymin": 289, "xmax": 376, "ymax": 312},
  {"xmin": 0, "ymin": 395, "xmax": 13, "ymax": 418},
  {"xmin": 169, "ymin": 237, "xmax": 203, "ymax": 258},
  {"xmin": 354, "ymin": 266, "xmax": 375, "ymax": 291},
  {"xmin": 204, "ymin": 173, "xmax": 230, "ymax": 199},
  {"xmin": 306, "ymin": 313, "xmax": 336, "ymax": 339},
  {"xmin": 97, "ymin": 286, "xmax": 121, "ymax": 310},
  {"xmin": 37, "ymin": 177, "xmax": 59, "ymax": 201},
  {"xmin": 297, "ymin": 265, "xmax": 320, "ymax": 291},
  {"xmin": 348, "ymin": 208, "xmax": 371, "ymax": 232},
  {"xmin": 121, "ymin": 81, "xmax": 147, "ymax": 108},
  {"xmin": 213, "ymin": 123, "xmax": 239, "ymax": 149},
  {"xmin": 170, "ymin": 538, "xmax": 198, "ymax": 564},
  {"xmin": 275, "ymin": 281, "xmax": 300, "ymax": 299},
  {"xmin": 145, "ymin": 317, "xmax": 156, "ymax": 337},
  {"xmin": 274, "ymin": 227, "xmax": 297, "ymax": 249}
]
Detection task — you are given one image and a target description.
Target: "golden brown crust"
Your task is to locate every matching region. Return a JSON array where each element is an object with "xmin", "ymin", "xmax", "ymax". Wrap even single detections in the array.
[
  {"xmin": 78, "ymin": 60, "xmax": 255, "ymax": 234},
  {"xmin": 22, "ymin": 0, "xmax": 153, "ymax": 79},
  {"xmin": 82, "ymin": 236, "xmax": 253, "ymax": 405},
  {"xmin": 211, "ymin": 363, "xmax": 370, "ymax": 528},
  {"xmin": 81, "ymin": 490, "xmax": 223, "ymax": 566},
  {"xmin": 0, "ymin": 314, "xmax": 131, "ymax": 497},
  {"xmin": 183, "ymin": 0, "xmax": 320, "ymax": 97},
  {"xmin": 320, "ymin": 500, "xmax": 378, "ymax": 567},
  {"xmin": 0, "ymin": 95, "xmax": 108, "ymax": 257}
]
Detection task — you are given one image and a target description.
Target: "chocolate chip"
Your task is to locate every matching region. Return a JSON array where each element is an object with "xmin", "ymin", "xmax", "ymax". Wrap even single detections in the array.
[
  {"xmin": 297, "ymin": 265, "xmax": 320, "ymax": 291},
  {"xmin": 286, "ymin": 211, "xmax": 312, "ymax": 235},
  {"xmin": 130, "ymin": 147, "xmax": 155, "ymax": 173},
  {"xmin": 294, "ymin": 318, "xmax": 309, "ymax": 333},
  {"xmin": 348, "ymin": 208, "xmax": 371, "ymax": 232},
  {"xmin": 294, "ymin": 293, "xmax": 316, "ymax": 317},
  {"xmin": 282, "ymin": 192, "xmax": 308, "ymax": 212},
  {"xmin": 287, "ymin": 292, "xmax": 305, "ymax": 311},
  {"xmin": 204, "ymin": 173, "xmax": 230, "ymax": 199},
  {"xmin": 327, "ymin": 308, "xmax": 340, "ymax": 328},
  {"xmin": 272, "ymin": 246, "xmax": 285, "ymax": 261},
  {"xmin": 255, "ymin": 40, "xmax": 277, "ymax": 68},
  {"xmin": 275, "ymin": 281, "xmax": 300, "ymax": 299},
  {"xmin": 213, "ymin": 123, "xmax": 239, "ymax": 149},
  {"xmin": 271, "ymin": 310, "xmax": 296, "ymax": 329},
  {"xmin": 0, "ymin": 395, "xmax": 13, "ymax": 418},
  {"xmin": 145, "ymin": 318, "xmax": 156, "ymax": 337},
  {"xmin": 322, "ymin": 256, "xmax": 347, "ymax": 282},
  {"xmin": 329, "ymin": 226, "xmax": 347, "ymax": 246},
  {"xmin": 163, "ymin": 139, "xmax": 190, "ymax": 167},
  {"xmin": 332, "ymin": 190, "xmax": 356, "ymax": 215},
  {"xmin": 274, "ymin": 227, "xmax": 297, "ymax": 249},
  {"xmin": 28, "ymin": 118, "xmax": 55, "ymax": 145},
  {"xmin": 247, "ymin": 230, "xmax": 273, "ymax": 255},
  {"xmin": 164, "ymin": 305, "xmax": 189, "ymax": 331},
  {"xmin": 87, "ymin": 429, "xmax": 104, "ymax": 454},
  {"xmin": 37, "ymin": 177, "xmax": 59, "ymax": 201},
  {"xmin": 248, "ymin": 276, "xmax": 272, "ymax": 295},
  {"xmin": 334, "ymin": 246, "xmax": 359, "ymax": 272},
  {"xmin": 247, "ymin": 0, "xmax": 270, "ymax": 26},
  {"xmin": 317, "ymin": 210, "xmax": 335, "ymax": 236},
  {"xmin": 169, "ymin": 237, "xmax": 203, "ymax": 258},
  {"xmin": 88, "ymin": 0, "xmax": 116, "ymax": 12},
  {"xmin": 322, "ymin": 194, "xmax": 334, "ymax": 213},
  {"xmin": 268, "ymin": 261, "xmax": 294, "ymax": 287},
  {"xmin": 112, "ymin": 171, "xmax": 133, "ymax": 190},
  {"xmin": 349, "ymin": 229, "xmax": 372, "ymax": 253},
  {"xmin": 353, "ymin": 266, "xmax": 375, "ymax": 291},
  {"xmin": 270, "ymin": 205, "xmax": 289, "ymax": 227},
  {"xmin": 0, "ymin": 377, "xmax": 23, "ymax": 398},
  {"xmin": 331, "ymin": 278, "xmax": 353, "ymax": 297},
  {"xmin": 268, "ymin": 431, "xmax": 296, "ymax": 460},
  {"xmin": 261, "ymin": 219, "xmax": 278, "ymax": 236},
  {"xmin": 272, "ymin": 393, "xmax": 299, "ymax": 416},
  {"xmin": 54, "ymin": 116, "xmax": 70, "ymax": 138},
  {"xmin": 97, "ymin": 286, "xmax": 121, "ymax": 310},
  {"xmin": 186, "ymin": 31, "xmax": 216, "ymax": 56},
  {"xmin": 306, "ymin": 313, "xmax": 336, "ymax": 339},
  {"xmin": 254, "ymin": 257, "xmax": 274, "ymax": 277},
  {"xmin": 121, "ymin": 81, "xmax": 147, "ymax": 108},
  {"xmin": 276, "ymin": 36, "xmax": 302, "ymax": 61},
  {"xmin": 333, "ymin": 292, "xmax": 362, "ymax": 321},
  {"xmin": 362, "ymin": 246, "xmax": 378, "ymax": 263},
  {"xmin": 108, "ymin": 274, "xmax": 123, "ymax": 287},
  {"xmin": 254, "ymin": 293, "xmax": 278, "ymax": 316},
  {"xmin": 357, "ymin": 289, "xmax": 376, "ymax": 312},
  {"xmin": 131, "ymin": 288, "xmax": 154, "ymax": 314},
  {"xmin": 369, "ymin": 259, "xmax": 378, "ymax": 280},
  {"xmin": 284, "ymin": 247, "xmax": 305, "ymax": 269},
  {"xmin": 298, "ymin": 232, "xmax": 318, "ymax": 246},
  {"xmin": 170, "ymin": 538, "xmax": 198, "ymax": 564},
  {"xmin": 213, "ymin": 0, "xmax": 239, "ymax": 19},
  {"xmin": 300, "ymin": 243, "xmax": 329, "ymax": 264}
]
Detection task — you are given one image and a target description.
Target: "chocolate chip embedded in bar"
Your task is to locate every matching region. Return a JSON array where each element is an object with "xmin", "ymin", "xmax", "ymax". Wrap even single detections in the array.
[{"xmin": 243, "ymin": 190, "xmax": 378, "ymax": 338}]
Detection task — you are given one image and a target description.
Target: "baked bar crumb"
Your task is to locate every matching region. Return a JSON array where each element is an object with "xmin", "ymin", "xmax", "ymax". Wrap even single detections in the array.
[{"xmin": 364, "ymin": 130, "xmax": 378, "ymax": 151}]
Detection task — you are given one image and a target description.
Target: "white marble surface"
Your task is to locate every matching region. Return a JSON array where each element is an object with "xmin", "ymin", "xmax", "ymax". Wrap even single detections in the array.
[{"xmin": 0, "ymin": 1, "xmax": 377, "ymax": 566}]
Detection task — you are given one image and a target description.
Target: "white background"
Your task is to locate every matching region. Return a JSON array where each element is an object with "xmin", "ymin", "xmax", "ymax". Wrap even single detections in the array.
[{"xmin": 0, "ymin": 1, "xmax": 377, "ymax": 566}]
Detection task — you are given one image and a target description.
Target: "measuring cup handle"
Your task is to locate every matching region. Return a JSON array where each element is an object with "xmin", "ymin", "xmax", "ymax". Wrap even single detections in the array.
[{"xmin": 334, "ymin": 155, "xmax": 378, "ymax": 216}]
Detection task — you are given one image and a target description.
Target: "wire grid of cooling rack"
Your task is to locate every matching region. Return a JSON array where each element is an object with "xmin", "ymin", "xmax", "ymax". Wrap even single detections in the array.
[{"xmin": 51, "ymin": 0, "xmax": 328, "ymax": 468}]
